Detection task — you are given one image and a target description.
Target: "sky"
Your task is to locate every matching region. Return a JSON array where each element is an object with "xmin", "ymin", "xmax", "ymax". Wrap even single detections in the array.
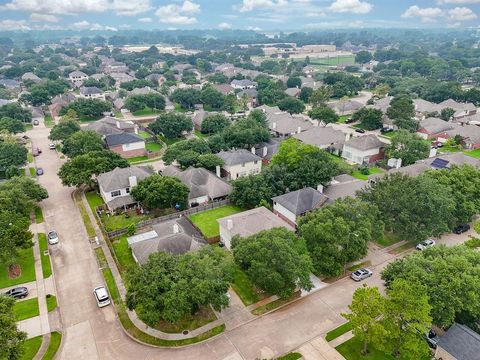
[{"xmin": 0, "ymin": 0, "xmax": 479, "ymax": 32}]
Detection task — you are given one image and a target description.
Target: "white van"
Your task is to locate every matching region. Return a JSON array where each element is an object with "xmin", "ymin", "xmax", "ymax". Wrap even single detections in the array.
[{"xmin": 93, "ymin": 286, "xmax": 111, "ymax": 308}]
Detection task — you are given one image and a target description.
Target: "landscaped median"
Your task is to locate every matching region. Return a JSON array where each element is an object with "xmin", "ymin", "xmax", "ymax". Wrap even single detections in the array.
[
  {"xmin": 38, "ymin": 233, "xmax": 52, "ymax": 279},
  {"xmin": 20, "ymin": 331, "xmax": 62, "ymax": 360}
]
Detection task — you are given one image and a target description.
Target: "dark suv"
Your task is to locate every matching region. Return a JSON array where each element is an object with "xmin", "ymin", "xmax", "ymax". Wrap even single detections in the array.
[
  {"xmin": 453, "ymin": 224, "xmax": 470, "ymax": 234},
  {"xmin": 5, "ymin": 286, "xmax": 28, "ymax": 299}
]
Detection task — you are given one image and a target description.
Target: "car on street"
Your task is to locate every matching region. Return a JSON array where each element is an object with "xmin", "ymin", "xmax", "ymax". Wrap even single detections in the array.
[
  {"xmin": 4, "ymin": 286, "xmax": 29, "ymax": 299},
  {"xmin": 453, "ymin": 224, "xmax": 470, "ymax": 234},
  {"xmin": 426, "ymin": 329, "xmax": 439, "ymax": 349},
  {"xmin": 416, "ymin": 239, "xmax": 436, "ymax": 251},
  {"xmin": 350, "ymin": 268, "xmax": 373, "ymax": 281},
  {"xmin": 36, "ymin": 168, "xmax": 44, "ymax": 176},
  {"xmin": 49, "ymin": 143, "xmax": 56, "ymax": 150},
  {"xmin": 47, "ymin": 230, "xmax": 59, "ymax": 245},
  {"xmin": 93, "ymin": 286, "xmax": 111, "ymax": 308},
  {"xmin": 355, "ymin": 128, "xmax": 366, "ymax": 134},
  {"xmin": 33, "ymin": 119, "xmax": 39, "ymax": 125},
  {"xmin": 32, "ymin": 147, "xmax": 41, "ymax": 156}
]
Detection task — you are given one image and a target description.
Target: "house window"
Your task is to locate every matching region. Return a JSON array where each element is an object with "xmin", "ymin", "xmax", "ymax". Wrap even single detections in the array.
[
  {"xmin": 126, "ymin": 187, "xmax": 130, "ymax": 194},
  {"xmin": 111, "ymin": 190, "xmax": 121, "ymax": 197}
]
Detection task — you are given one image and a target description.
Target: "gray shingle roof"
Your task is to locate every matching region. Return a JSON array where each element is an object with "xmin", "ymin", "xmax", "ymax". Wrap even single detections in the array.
[
  {"xmin": 80, "ymin": 86, "xmax": 102, "ymax": 95},
  {"xmin": 272, "ymin": 187, "xmax": 328, "ymax": 215},
  {"xmin": 438, "ymin": 323, "xmax": 480, "ymax": 360},
  {"xmin": 419, "ymin": 117, "xmax": 454, "ymax": 134},
  {"xmin": 97, "ymin": 166, "xmax": 153, "ymax": 192},
  {"xmin": 105, "ymin": 132, "xmax": 144, "ymax": 146},
  {"xmin": 344, "ymin": 134, "xmax": 385, "ymax": 151},
  {"xmin": 69, "ymin": 70, "xmax": 87, "ymax": 77},
  {"xmin": 216, "ymin": 149, "xmax": 261, "ymax": 166},
  {"xmin": 293, "ymin": 127, "xmax": 346, "ymax": 148}
]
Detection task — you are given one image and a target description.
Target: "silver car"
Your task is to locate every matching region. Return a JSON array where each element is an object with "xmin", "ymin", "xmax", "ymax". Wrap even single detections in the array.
[
  {"xmin": 351, "ymin": 268, "xmax": 373, "ymax": 281},
  {"xmin": 416, "ymin": 239, "xmax": 436, "ymax": 251},
  {"xmin": 47, "ymin": 230, "xmax": 59, "ymax": 245}
]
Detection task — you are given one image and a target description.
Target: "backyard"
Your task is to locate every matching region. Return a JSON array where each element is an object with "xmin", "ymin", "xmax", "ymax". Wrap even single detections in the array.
[
  {"xmin": 132, "ymin": 107, "xmax": 162, "ymax": 116},
  {"xmin": 188, "ymin": 205, "xmax": 244, "ymax": 238},
  {"xmin": 0, "ymin": 247, "xmax": 36, "ymax": 288}
]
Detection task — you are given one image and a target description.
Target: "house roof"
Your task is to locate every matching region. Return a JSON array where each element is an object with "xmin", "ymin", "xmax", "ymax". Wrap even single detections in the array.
[
  {"xmin": 285, "ymin": 88, "xmax": 301, "ymax": 97},
  {"xmin": 21, "ymin": 72, "xmax": 41, "ymax": 82},
  {"xmin": 328, "ymin": 99, "xmax": 363, "ymax": 112},
  {"xmin": 213, "ymin": 84, "xmax": 234, "ymax": 95},
  {"xmin": 254, "ymin": 138, "xmax": 282, "ymax": 160},
  {"xmin": 80, "ymin": 86, "xmax": 102, "ymax": 96},
  {"xmin": 87, "ymin": 117, "xmax": 135, "ymax": 136},
  {"xmin": 437, "ymin": 323, "xmax": 480, "ymax": 360},
  {"xmin": 293, "ymin": 127, "xmax": 346, "ymax": 148},
  {"xmin": 69, "ymin": 70, "xmax": 87, "ymax": 77},
  {"xmin": 369, "ymin": 96, "xmax": 392, "ymax": 113},
  {"xmin": 237, "ymin": 88, "xmax": 257, "ymax": 98},
  {"xmin": 272, "ymin": 187, "xmax": 328, "ymax": 216},
  {"xmin": 323, "ymin": 179, "xmax": 368, "ymax": 200},
  {"xmin": 267, "ymin": 112, "xmax": 313, "ymax": 135},
  {"xmin": 419, "ymin": 117, "xmax": 454, "ymax": 134},
  {"xmin": 344, "ymin": 134, "xmax": 385, "ymax": 151},
  {"xmin": 231, "ymin": 79, "xmax": 257, "ymax": 87},
  {"xmin": 217, "ymin": 206, "xmax": 294, "ymax": 239},
  {"xmin": 216, "ymin": 149, "xmax": 261, "ymax": 166},
  {"xmin": 438, "ymin": 99, "xmax": 476, "ymax": 112},
  {"xmin": 413, "ymin": 99, "xmax": 438, "ymax": 113},
  {"xmin": 105, "ymin": 132, "xmax": 144, "ymax": 147},
  {"xmin": 105, "ymin": 194, "xmax": 137, "ymax": 210},
  {"xmin": 97, "ymin": 166, "xmax": 152, "ymax": 192},
  {"xmin": 161, "ymin": 166, "xmax": 232, "ymax": 200}
]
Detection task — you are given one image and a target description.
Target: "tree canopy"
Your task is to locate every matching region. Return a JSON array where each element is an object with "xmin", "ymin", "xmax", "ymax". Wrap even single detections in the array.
[
  {"xmin": 384, "ymin": 130, "xmax": 430, "ymax": 166},
  {"xmin": 61, "ymin": 130, "xmax": 105, "ymax": 158},
  {"xmin": 149, "ymin": 112, "xmax": 193, "ymax": 139},
  {"xmin": 0, "ymin": 295, "xmax": 27, "ymax": 360},
  {"xmin": 0, "ymin": 103, "xmax": 32, "ymax": 123},
  {"xmin": 0, "ymin": 117, "xmax": 25, "ymax": 134},
  {"xmin": 277, "ymin": 97, "xmax": 305, "ymax": 114},
  {"xmin": 60, "ymin": 98, "xmax": 111, "ymax": 119},
  {"xmin": 124, "ymin": 93, "xmax": 166, "ymax": 113},
  {"xmin": 308, "ymin": 106, "xmax": 339, "ymax": 124},
  {"xmin": 200, "ymin": 114, "xmax": 230, "ymax": 135},
  {"xmin": 352, "ymin": 108, "xmax": 383, "ymax": 130},
  {"xmin": 48, "ymin": 118, "xmax": 81, "ymax": 141}
]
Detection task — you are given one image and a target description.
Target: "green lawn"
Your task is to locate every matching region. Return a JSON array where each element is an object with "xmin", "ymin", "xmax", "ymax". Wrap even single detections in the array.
[
  {"xmin": 74, "ymin": 191, "xmax": 96, "ymax": 238},
  {"xmin": 138, "ymin": 130, "xmax": 151, "ymax": 139},
  {"xmin": 194, "ymin": 130, "xmax": 208, "ymax": 139},
  {"xmin": 351, "ymin": 167, "xmax": 383, "ymax": 180},
  {"xmin": 325, "ymin": 322, "xmax": 352, "ymax": 342},
  {"xmin": 305, "ymin": 55, "xmax": 356, "ymax": 66},
  {"xmin": 464, "ymin": 149, "xmax": 480, "ymax": 159},
  {"xmin": 347, "ymin": 261, "xmax": 371, "ymax": 273},
  {"xmin": 78, "ymin": 115, "xmax": 101, "ymax": 123},
  {"xmin": 20, "ymin": 335, "xmax": 43, "ymax": 360},
  {"xmin": 337, "ymin": 115, "xmax": 350, "ymax": 123},
  {"xmin": 42, "ymin": 332, "xmax": 62, "ymax": 360},
  {"xmin": 94, "ymin": 247, "xmax": 120, "ymax": 304},
  {"xmin": 127, "ymin": 155, "xmax": 149, "ymax": 163},
  {"xmin": 391, "ymin": 242, "xmax": 415, "ymax": 255},
  {"xmin": 46, "ymin": 294, "xmax": 57, "ymax": 312},
  {"xmin": 34, "ymin": 207, "xmax": 44, "ymax": 224},
  {"xmin": 38, "ymin": 233, "xmax": 52, "ymax": 279},
  {"xmin": 145, "ymin": 142, "xmax": 162, "ymax": 152},
  {"xmin": 277, "ymin": 353, "xmax": 302, "ymax": 360},
  {"xmin": 112, "ymin": 236, "xmax": 137, "ymax": 273},
  {"xmin": 14, "ymin": 298, "xmax": 40, "ymax": 321},
  {"xmin": 152, "ymin": 306, "xmax": 217, "ymax": 333},
  {"xmin": 85, "ymin": 191, "xmax": 104, "ymax": 213},
  {"xmin": 29, "ymin": 168, "xmax": 36, "ymax": 177},
  {"xmin": 20, "ymin": 168, "xmax": 25, "ymax": 176},
  {"xmin": 188, "ymin": 205, "xmax": 244, "ymax": 238},
  {"xmin": 25, "ymin": 124, "xmax": 33, "ymax": 130},
  {"xmin": 132, "ymin": 107, "xmax": 162, "ymax": 116},
  {"xmin": 157, "ymin": 135, "xmax": 183, "ymax": 146},
  {"xmin": 464, "ymin": 237, "xmax": 480, "ymax": 249},
  {"xmin": 44, "ymin": 115, "xmax": 54, "ymax": 128},
  {"xmin": 251, "ymin": 292, "xmax": 300, "ymax": 316},
  {"xmin": 27, "ymin": 153, "xmax": 33, "ymax": 163},
  {"xmin": 376, "ymin": 232, "xmax": 403, "ymax": 247},
  {"xmin": 231, "ymin": 265, "xmax": 268, "ymax": 306},
  {"xmin": 439, "ymin": 146, "xmax": 462, "ymax": 153},
  {"xmin": 379, "ymin": 130, "xmax": 399, "ymax": 139},
  {"xmin": 0, "ymin": 247, "xmax": 36, "ymax": 288},
  {"xmin": 336, "ymin": 337, "xmax": 396, "ymax": 360}
]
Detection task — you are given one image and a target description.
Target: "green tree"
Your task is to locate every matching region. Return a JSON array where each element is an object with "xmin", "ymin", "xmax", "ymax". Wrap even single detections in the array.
[
  {"xmin": 0, "ymin": 142, "xmax": 27, "ymax": 172},
  {"xmin": 62, "ymin": 130, "xmax": 104, "ymax": 158},
  {"xmin": 308, "ymin": 106, "xmax": 339, "ymax": 124},
  {"xmin": 384, "ymin": 130, "xmax": 430, "ymax": 166},
  {"xmin": 200, "ymin": 86, "xmax": 225, "ymax": 110},
  {"xmin": 48, "ymin": 118, "xmax": 81, "ymax": 141},
  {"xmin": 0, "ymin": 210, "xmax": 33, "ymax": 265},
  {"xmin": 299, "ymin": 87, "xmax": 313, "ymax": 103},
  {"xmin": 309, "ymin": 86, "xmax": 333, "ymax": 107},
  {"xmin": 0, "ymin": 103, "xmax": 32, "ymax": 123},
  {"xmin": 230, "ymin": 173, "xmax": 275, "ymax": 209},
  {"xmin": 0, "ymin": 295, "xmax": 27, "ymax": 360},
  {"xmin": 200, "ymin": 114, "xmax": 230, "ymax": 135},
  {"xmin": 277, "ymin": 97, "xmax": 305, "ymax": 114},
  {"xmin": 171, "ymin": 88, "xmax": 201, "ymax": 110},
  {"xmin": 232, "ymin": 228, "xmax": 313, "ymax": 298},
  {"xmin": 386, "ymin": 95, "xmax": 415, "ymax": 125},
  {"xmin": 0, "ymin": 176, "xmax": 48, "ymax": 202},
  {"xmin": 60, "ymin": 98, "xmax": 111, "ymax": 119},
  {"xmin": 125, "ymin": 93, "xmax": 166, "ymax": 113},
  {"xmin": 58, "ymin": 150, "xmax": 129, "ymax": 187},
  {"xmin": 196, "ymin": 153, "xmax": 223, "ymax": 171},
  {"xmin": 440, "ymin": 107, "xmax": 455, "ymax": 121},
  {"xmin": 130, "ymin": 174, "xmax": 189, "ymax": 210},
  {"xmin": 352, "ymin": 108, "xmax": 383, "ymax": 130},
  {"xmin": 149, "ymin": 112, "xmax": 193, "ymax": 139},
  {"xmin": 19, "ymin": 87, "xmax": 50, "ymax": 106},
  {"xmin": 163, "ymin": 139, "xmax": 211, "ymax": 165},
  {"xmin": 222, "ymin": 116, "xmax": 270, "ymax": 149},
  {"xmin": 355, "ymin": 51, "xmax": 373, "ymax": 64},
  {"xmin": 0, "ymin": 117, "xmax": 25, "ymax": 134},
  {"xmin": 286, "ymin": 76, "xmax": 302, "ymax": 88}
]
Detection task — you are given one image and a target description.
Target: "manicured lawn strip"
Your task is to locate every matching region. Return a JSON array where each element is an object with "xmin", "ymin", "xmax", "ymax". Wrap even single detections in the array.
[
  {"xmin": 325, "ymin": 322, "xmax": 352, "ymax": 342},
  {"xmin": 102, "ymin": 267, "xmax": 120, "ymax": 304},
  {"xmin": 390, "ymin": 242, "xmax": 414, "ymax": 255},
  {"xmin": 46, "ymin": 295, "xmax": 57, "ymax": 312},
  {"xmin": 128, "ymin": 156, "xmax": 149, "ymax": 163},
  {"xmin": 118, "ymin": 303, "xmax": 225, "ymax": 346},
  {"xmin": 231, "ymin": 265, "xmax": 267, "ymax": 306},
  {"xmin": 152, "ymin": 306, "xmax": 217, "ymax": 333},
  {"xmin": 277, "ymin": 353, "xmax": 302, "ymax": 360},
  {"xmin": 85, "ymin": 191, "xmax": 104, "ymax": 214},
  {"xmin": 34, "ymin": 207, "xmax": 44, "ymax": 224},
  {"xmin": 146, "ymin": 142, "xmax": 162, "ymax": 152},
  {"xmin": 111, "ymin": 236, "xmax": 137, "ymax": 273},
  {"xmin": 379, "ymin": 130, "xmax": 398, "ymax": 139},
  {"xmin": 465, "ymin": 149, "xmax": 480, "ymax": 159},
  {"xmin": 465, "ymin": 237, "xmax": 480, "ymax": 249},
  {"xmin": 38, "ymin": 233, "xmax": 52, "ymax": 279},
  {"xmin": 0, "ymin": 247, "xmax": 36, "ymax": 288},
  {"xmin": 439, "ymin": 146, "xmax": 461, "ymax": 153},
  {"xmin": 336, "ymin": 336, "xmax": 395, "ymax": 360},
  {"xmin": 337, "ymin": 115, "xmax": 350, "ymax": 123},
  {"xmin": 44, "ymin": 115, "xmax": 54, "ymax": 128},
  {"xmin": 132, "ymin": 107, "xmax": 162, "ymax": 116},
  {"xmin": 157, "ymin": 135, "xmax": 182, "ymax": 146},
  {"xmin": 14, "ymin": 298, "xmax": 40, "ymax": 321},
  {"xmin": 350, "ymin": 167, "xmax": 383, "ymax": 180},
  {"xmin": 309, "ymin": 55, "xmax": 355, "ymax": 65},
  {"xmin": 27, "ymin": 153, "xmax": 33, "ymax": 163},
  {"xmin": 188, "ymin": 205, "xmax": 244, "ymax": 238},
  {"xmin": 20, "ymin": 335, "xmax": 43, "ymax": 360},
  {"xmin": 194, "ymin": 130, "xmax": 208, "ymax": 139},
  {"xmin": 41, "ymin": 332, "xmax": 62, "ymax": 360},
  {"xmin": 376, "ymin": 232, "xmax": 403, "ymax": 247},
  {"xmin": 73, "ymin": 191, "xmax": 96, "ymax": 237},
  {"xmin": 138, "ymin": 130, "xmax": 151, "ymax": 139},
  {"xmin": 95, "ymin": 247, "xmax": 108, "ymax": 268},
  {"xmin": 29, "ymin": 168, "xmax": 36, "ymax": 177},
  {"xmin": 251, "ymin": 292, "xmax": 300, "ymax": 316},
  {"xmin": 79, "ymin": 116, "xmax": 101, "ymax": 123}
]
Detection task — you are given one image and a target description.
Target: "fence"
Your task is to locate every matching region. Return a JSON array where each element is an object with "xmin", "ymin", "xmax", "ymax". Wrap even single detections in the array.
[{"xmin": 105, "ymin": 199, "xmax": 231, "ymax": 239}]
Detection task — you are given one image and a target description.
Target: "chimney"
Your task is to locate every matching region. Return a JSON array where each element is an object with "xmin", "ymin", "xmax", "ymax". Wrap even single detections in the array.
[
  {"xmin": 173, "ymin": 223, "xmax": 179, "ymax": 234},
  {"xmin": 116, "ymin": 120, "xmax": 120, "ymax": 129},
  {"xmin": 262, "ymin": 146, "xmax": 268, "ymax": 157},
  {"xmin": 297, "ymin": 126, "xmax": 302, "ymax": 134},
  {"xmin": 272, "ymin": 122, "xmax": 277, "ymax": 129},
  {"xmin": 215, "ymin": 165, "xmax": 221, "ymax": 178},
  {"xmin": 227, "ymin": 219, "xmax": 233, "ymax": 230},
  {"xmin": 251, "ymin": 146, "xmax": 256, "ymax": 155},
  {"xmin": 317, "ymin": 184, "xmax": 324, "ymax": 193},
  {"xmin": 128, "ymin": 176, "xmax": 137, "ymax": 188}
]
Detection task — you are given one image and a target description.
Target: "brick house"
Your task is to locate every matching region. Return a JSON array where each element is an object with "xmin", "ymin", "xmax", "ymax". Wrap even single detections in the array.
[{"xmin": 105, "ymin": 132, "xmax": 146, "ymax": 159}]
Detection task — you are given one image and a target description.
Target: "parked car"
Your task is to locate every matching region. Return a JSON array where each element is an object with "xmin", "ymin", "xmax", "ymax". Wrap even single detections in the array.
[
  {"xmin": 33, "ymin": 119, "xmax": 39, "ymax": 125},
  {"xmin": 49, "ymin": 143, "xmax": 56, "ymax": 150},
  {"xmin": 350, "ymin": 268, "xmax": 373, "ymax": 281},
  {"xmin": 453, "ymin": 224, "xmax": 470, "ymax": 234},
  {"xmin": 32, "ymin": 148, "xmax": 41, "ymax": 157},
  {"xmin": 380, "ymin": 127, "xmax": 393, "ymax": 134},
  {"xmin": 345, "ymin": 118, "xmax": 355, "ymax": 124},
  {"xmin": 416, "ymin": 239, "xmax": 436, "ymax": 251},
  {"xmin": 355, "ymin": 128, "xmax": 366, "ymax": 134},
  {"xmin": 426, "ymin": 329, "xmax": 439, "ymax": 349},
  {"xmin": 47, "ymin": 230, "xmax": 59, "ymax": 245},
  {"xmin": 93, "ymin": 286, "xmax": 111, "ymax": 308},
  {"xmin": 4, "ymin": 286, "xmax": 28, "ymax": 299},
  {"xmin": 36, "ymin": 168, "xmax": 44, "ymax": 176}
]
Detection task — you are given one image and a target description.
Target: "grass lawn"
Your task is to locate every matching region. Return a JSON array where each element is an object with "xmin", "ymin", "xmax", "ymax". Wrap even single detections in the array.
[
  {"xmin": 20, "ymin": 168, "xmax": 25, "ymax": 176},
  {"xmin": 194, "ymin": 130, "xmax": 208, "ymax": 139},
  {"xmin": 188, "ymin": 205, "xmax": 244, "ymax": 238},
  {"xmin": 439, "ymin": 146, "xmax": 462, "ymax": 153},
  {"xmin": 158, "ymin": 135, "xmax": 183, "ymax": 146},
  {"xmin": 379, "ymin": 130, "xmax": 399, "ymax": 139},
  {"xmin": 347, "ymin": 261, "xmax": 371, "ymax": 273},
  {"xmin": 0, "ymin": 247, "xmax": 36, "ymax": 288},
  {"xmin": 113, "ymin": 110, "xmax": 123, "ymax": 118},
  {"xmin": 464, "ymin": 149, "xmax": 480, "ymax": 159},
  {"xmin": 376, "ymin": 232, "xmax": 403, "ymax": 247},
  {"xmin": 336, "ymin": 337, "xmax": 395, "ymax": 360},
  {"xmin": 94, "ymin": 247, "xmax": 120, "ymax": 304},
  {"xmin": 78, "ymin": 115, "xmax": 101, "ymax": 123},
  {"xmin": 44, "ymin": 115, "xmax": 54, "ymax": 128},
  {"xmin": 132, "ymin": 107, "xmax": 162, "ymax": 116},
  {"xmin": 277, "ymin": 353, "xmax": 302, "ymax": 360},
  {"xmin": 34, "ymin": 207, "xmax": 44, "ymax": 224},
  {"xmin": 85, "ymin": 191, "xmax": 104, "ymax": 213},
  {"xmin": 138, "ymin": 130, "xmax": 151, "ymax": 139},
  {"xmin": 25, "ymin": 124, "xmax": 33, "ymax": 130},
  {"xmin": 308, "ymin": 55, "xmax": 356, "ymax": 66},
  {"xmin": 112, "ymin": 236, "xmax": 137, "ymax": 273},
  {"xmin": 231, "ymin": 265, "xmax": 268, "ymax": 306},
  {"xmin": 29, "ymin": 167, "xmax": 36, "ymax": 177},
  {"xmin": 14, "ymin": 298, "xmax": 39, "ymax": 321},
  {"xmin": 251, "ymin": 292, "xmax": 300, "ymax": 316},
  {"xmin": 127, "ymin": 155, "xmax": 149, "ymax": 163},
  {"xmin": 46, "ymin": 294, "xmax": 57, "ymax": 312},
  {"xmin": 464, "ymin": 237, "xmax": 480, "ymax": 249},
  {"xmin": 20, "ymin": 335, "xmax": 43, "ymax": 360},
  {"xmin": 27, "ymin": 153, "xmax": 33, "ymax": 163},
  {"xmin": 326, "ymin": 322, "xmax": 352, "ymax": 342},
  {"xmin": 151, "ymin": 306, "xmax": 217, "ymax": 333},
  {"xmin": 337, "ymin": 115, "xmax": 350, "ymax": 123},
  {"xmin": 42, "ymin": 332, "xmax": 62, "ymax": 360},
  {"xmin": 351, "ymin": 167, "xmax": 383, "ymax": 180},
  {"xmin": 146, "ymin": 142, "xmax": 162, "ymax": 152},
  {"xmin": 38, "ymin": 233, "xmax": 52, "ymax": 279},
  {"xmin": 73, "ymin": 191, "xmax": 96, "ymax": 238}
]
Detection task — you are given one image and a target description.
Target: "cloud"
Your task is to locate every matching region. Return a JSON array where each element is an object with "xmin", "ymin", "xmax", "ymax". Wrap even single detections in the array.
[
  {"xmin": 236, "ymin": 0, "xmax": 288, "ymax": 13},
  {"xmin": 218, "ymin": 22, "xmax": 232, "ymax": 29},
  {"xmin": 448, "ymin": 6, "xmax": 477, "ymax": 20},
  {"xmin": 111, "ymin": 0, "xmax": 151, "ymax": 15},
  {"xmin": 155, "ymin": 1, "xmax": 200, "ymax": 25},
  {"xmin": 329, "ymin": 0, "xmax": 373, "ymax": 14},
  {"xmin": 29, "ymin": 13, "xmax": 59, "ymax": 22},
  {"xmin": 71, "ymin": 21, "xmax": 117, "ymax": 31},
  {"xmin": 246, "ymin": 26, "xmax": 262, "ymax": 30},
  {"xmin": 438, "ymin": 0, "xmax": 480, "ymax": 3},
  {"xmin": 401, "ymin": 5, "xmax": 444, "ymax": 23},
  {"xmin": 139, "ymin": 17, "xmax": 153, "ymax": 22},
  {"xmin": 0, "ymin": 19, "xmax": 30, "ymax": 30}
]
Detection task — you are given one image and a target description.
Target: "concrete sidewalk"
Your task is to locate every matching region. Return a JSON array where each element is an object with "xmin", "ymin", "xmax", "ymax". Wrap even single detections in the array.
[{"xmin": 298, "ymin": 337, "xmax": 346, "ymax": 360}]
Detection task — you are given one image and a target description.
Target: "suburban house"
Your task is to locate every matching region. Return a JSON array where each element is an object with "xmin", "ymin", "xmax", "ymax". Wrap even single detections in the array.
[
  {"xmin": 439, "ymin": 99, "xmax": 477, "ymax": 120},
  {"xmin": 237, "ymin": 88, "xmax": 258, "ymax": 108},
  {"xmin": 21, "ymin": 72, "xmax": 41, "ymax": 83},
  {"xmin": 342, "ymin": 135, "xmax": 386, "ymax": 164},
  {"xmin": 216, "ymin": 149, "xmax": 262, "ymax": 180},
  {"xmin": 126, "ymin": 218, "xmax": 205, "ymax": 265},
  {"xmin": 293, "ymin": 127, "xmax": 346, "ymax": 155},
  {"xmin": 161, "ymin": 166, "xmax": 232, "ymax": 206},
  {"xmin": 48, "ymin": 93, "xmax": 76, "ymax": 117},
  {"xmin": 231, "ymin": 79, "xmax": 257, "ymax": 90},
  {"xmin": 285, "ymin": 88, "xmax": 301, "ymax": 97},
  {"xmin": 213, "ymin": 84, "xmax": 234, "ymax": 95},
  {"xmin": 266, "ymin": 111, "xmax": 313, "ymax": 138},
  {"xmin": 416, "ymin": 118, "xmax": 480, "ymax": 149},
  {"xmin": 323, "ymin": 174, "xmax": 368, "ymax": 201},
  {"xmin": 328, "ymin": 99, "xmax": 363, "ymax": 115},
  {"xmin": 97, "ymin": 166, "xmax": 153, "ymax": 212},
  {"xmin": 217, "ymin": 206, "xmax": 295, "ymax": 249},
  {"xmin": 435, "ymin": 323, "xmax": 480, "ymax": 360},
  {"xmin": 272, "ymin": 187, "xmax": 328, "ymax": 227},
  {"xmin": 87, "ymin": 116, "xmax": 138, "ymax": 136},
  {"xmin": 105, "ymin": 132, "xmax": 146, "ymax": 159},
  {"xmin": 416, "ymin": 117, "xmax": 455, "ymax": 140},
  {"xmin": 191, "ymin": 109, "xmax": 216, "ymax": 131},
  {"xmin": 68, "ymin": 70, "xmax": 88, "ymax": 82},
  {"xmin": 446, "ymin": 124, "xmax": 480, "ymax": 149},
  {"xmin": 79, "ymin": 86, "xmax": 104, "ymax": 100},
  {"xmin": 254, "ymin": 138, "xmax": 282, "ymax": 164}
]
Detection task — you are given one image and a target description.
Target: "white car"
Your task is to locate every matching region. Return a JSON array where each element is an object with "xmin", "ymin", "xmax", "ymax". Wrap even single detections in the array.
[
  {"xmin": 47, "ymin": 230, "xmax": 59, "ymax": 245},
  {"xmin": 350, "ymin": 268, "xmax": 373, "ymax": 281},
  {"xmin": 49, "ymin": 143, "xmax": 55, "ymax": 150},
  {"xmin": 416, "ymin": 239, "xmax": 436, "ymax": 251},
  {"xmin": 93, "ymin": 286, "xmax": 111, "ymax": 308}
]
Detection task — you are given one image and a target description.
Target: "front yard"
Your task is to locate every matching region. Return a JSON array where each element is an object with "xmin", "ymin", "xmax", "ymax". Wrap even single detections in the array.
[
  {"xmin": 0, "ymin": 247, "xmax": 36, "ymax": 288},
  {"xmin": 188, "ymin": 205, "xmax": 244, "ymax": 238},
  {"xmin": 351, "ymin": 167, "xmax": 383, "ymax": 180},
  {"xmin": 14, "ymin": 297, "xmax": 39, "ymax": 321},
  {"xmin": 231, "ymin": 264, "xmax": 268, "ymax": 306},
  {"xmin": 336, "ymin": 337, "xmax": 395, "ymax": 360},
  {"xmin": 465, "ymin": 149, "xmax": 480, "ymax": 159},
  {"xmin": 151, "ymin": 306, "xmax": 217, "ymax": 334}
]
